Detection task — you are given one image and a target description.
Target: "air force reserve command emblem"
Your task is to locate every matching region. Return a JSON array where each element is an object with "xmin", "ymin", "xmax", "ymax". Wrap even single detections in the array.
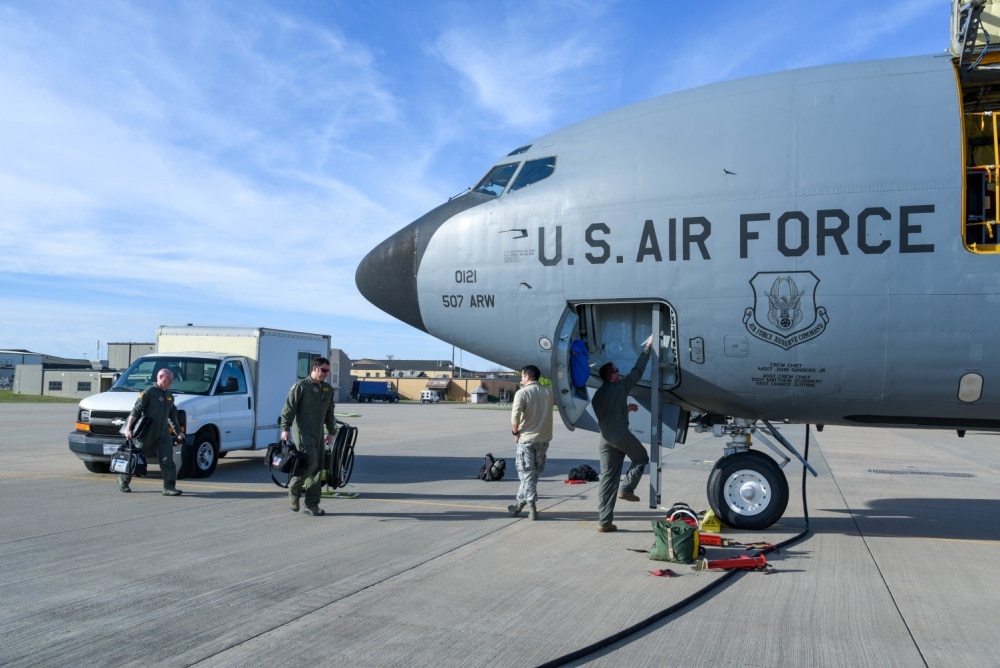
[{"xmin": 744, "ymin": 271, "xmax": 829, "ymax": 350}]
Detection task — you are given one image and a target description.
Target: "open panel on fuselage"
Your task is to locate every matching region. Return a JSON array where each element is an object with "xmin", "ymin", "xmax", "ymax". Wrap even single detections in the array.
[{"xmin": 955, "ymin": 0, "xmax": 1000, "ymax": 251}]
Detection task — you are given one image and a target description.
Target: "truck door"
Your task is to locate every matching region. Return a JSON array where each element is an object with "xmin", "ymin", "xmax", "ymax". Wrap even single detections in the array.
[{"xmin": 215, "ymin": 359, "xmax": 254, "ymax": 449}]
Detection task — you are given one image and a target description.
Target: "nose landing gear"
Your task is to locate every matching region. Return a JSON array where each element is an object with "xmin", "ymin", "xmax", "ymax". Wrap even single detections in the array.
[{"xmin": 697, "ymin": 418, "xmax": 817, "ymax": 530}]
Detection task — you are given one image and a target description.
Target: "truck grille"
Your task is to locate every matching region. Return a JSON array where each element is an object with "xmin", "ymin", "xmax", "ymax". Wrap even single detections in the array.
[
  {"xmin": 90, "ymin": 424, "xmax": 124, "ymax": 436},
  {"xmin": 87, "ymin": 410, "xmax": 130, "ymax": 437}
]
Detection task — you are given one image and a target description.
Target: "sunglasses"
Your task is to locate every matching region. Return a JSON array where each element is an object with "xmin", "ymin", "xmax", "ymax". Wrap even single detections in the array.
[{"xmin": 317, "ymin": 368, "xmax": 331, "ymax": 373}]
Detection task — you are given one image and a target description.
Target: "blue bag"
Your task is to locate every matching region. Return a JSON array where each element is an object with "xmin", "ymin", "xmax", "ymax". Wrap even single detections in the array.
[{"xmin": 570, "ymin": 339, "xmax": 590, "ymax": 388}]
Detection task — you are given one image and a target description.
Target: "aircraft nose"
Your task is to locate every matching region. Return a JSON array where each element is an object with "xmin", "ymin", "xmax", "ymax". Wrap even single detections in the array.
[
  {"xmin": 356, "ymin": 192, "xmax": 489, "ymax": 334},
  {"xmin": 356, "ymin": 219, "xmax": 427, "ymax": 333}
]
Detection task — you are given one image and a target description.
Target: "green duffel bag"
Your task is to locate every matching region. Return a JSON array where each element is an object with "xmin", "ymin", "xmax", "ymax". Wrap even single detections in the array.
[{"xmin": 648, "ymin": 519, "xmax": 700, "ymax": 563}]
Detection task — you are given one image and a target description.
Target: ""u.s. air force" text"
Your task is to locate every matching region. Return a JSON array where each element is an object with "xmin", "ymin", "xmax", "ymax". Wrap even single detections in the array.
[{"xmin": 534, "ymin": 205, "xmax": 935, "ymax": 266}]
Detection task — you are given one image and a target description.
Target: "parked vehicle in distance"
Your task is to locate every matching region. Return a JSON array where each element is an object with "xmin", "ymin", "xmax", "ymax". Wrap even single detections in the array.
[
  {"xmin": 419, "ymin": 390, "xmax": 441, "ymax": 403},
  {"xmin": 68, "ymin": 326, "xmax": 331, "ymax": 479},
  {"xmin": 352, "ymin": 380, "xmax": 400, "ymax": 403}
]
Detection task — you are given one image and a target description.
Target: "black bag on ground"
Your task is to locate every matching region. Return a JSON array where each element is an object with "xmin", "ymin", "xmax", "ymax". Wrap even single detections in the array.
[
  {"xmin": 478, "ymin": 452, "xmax": 506, "ymax": 481},
  {"xmin": 568, "ymin": 464, "xmax": 599, "ymax": 481},
  {"xmin": 266, "ymin": 440, "xmax": 309, "ymax": 488}
]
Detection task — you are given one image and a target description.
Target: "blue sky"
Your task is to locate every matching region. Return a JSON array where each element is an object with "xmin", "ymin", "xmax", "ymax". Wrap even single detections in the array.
[{"xmin": 0, "ymin": 0, "xmax": 947, "ymax": 369}]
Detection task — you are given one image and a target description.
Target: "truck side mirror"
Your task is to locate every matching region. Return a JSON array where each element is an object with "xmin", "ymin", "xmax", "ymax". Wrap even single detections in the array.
[{"xmin": 216, "ymin": 377, "xmax": 239, "ymax": 394}]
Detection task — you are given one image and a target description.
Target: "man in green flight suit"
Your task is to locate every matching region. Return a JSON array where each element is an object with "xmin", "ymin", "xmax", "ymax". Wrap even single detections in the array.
[
  {"xmin": 591, "ymin": 335, "xmax": 654, "ymax": 532},
  {"xmin": 121, "ymin": 368, "xmax": 186, "ymax": 495},
  {"xmin": 280, "ymin": 357, "xmax": 337, "ymax": 516}
]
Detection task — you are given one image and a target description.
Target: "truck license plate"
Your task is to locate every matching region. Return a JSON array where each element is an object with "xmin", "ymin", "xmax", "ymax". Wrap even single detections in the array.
[{"xmin": 103, "ymin": 443, "xmax": 120, "ymax": 455}]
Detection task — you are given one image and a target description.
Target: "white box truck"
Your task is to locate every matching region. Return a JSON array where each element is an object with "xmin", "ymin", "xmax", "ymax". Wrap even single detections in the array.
[{"xmin": 69, "ymin": 326, "xmax": 331, "ymax": 479}]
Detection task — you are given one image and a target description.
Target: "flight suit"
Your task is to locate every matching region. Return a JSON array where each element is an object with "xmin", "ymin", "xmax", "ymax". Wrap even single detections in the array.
[
  {"xmin": 280, "ymin": 377, "xmax": 337, "ymax": 510},
  {"xmin": 591, "ymin": 344, "xmax": 652, "ymax": 527},
  {"xmin": 119, "ymin": 385, "xmax": 182, "ymax": 492}
]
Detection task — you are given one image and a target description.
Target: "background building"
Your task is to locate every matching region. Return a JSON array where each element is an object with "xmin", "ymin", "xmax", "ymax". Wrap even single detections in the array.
[
  {"xmin": 349, "ymin": 358, "xmax": 519, "ymax": 403},
  {"xmin": 8, "ymin": 350, "xmax": 103, "ymax": 399},
  {"xmin": 5, "ymin": 339, "xmax": 514, "ymax": 404}
]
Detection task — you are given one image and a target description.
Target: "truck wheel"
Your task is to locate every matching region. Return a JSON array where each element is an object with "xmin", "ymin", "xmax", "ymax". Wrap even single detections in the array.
[
  {"xmin": 84, "ymin": 460, "xmax": 111, "ymax": 474},
  {"xmin": 184, "ymin": 432, "xmax": 219, "ymax": 478}
]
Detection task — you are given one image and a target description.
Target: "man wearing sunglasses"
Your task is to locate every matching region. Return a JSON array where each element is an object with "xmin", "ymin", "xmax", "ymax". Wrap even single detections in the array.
[
  {"xmin": 280, "ymin": 357, "xmax": 337, "ymax": 516},
  {"xmin": 592, "ymin": 335, "xmax": 654, "ymax": 533}
]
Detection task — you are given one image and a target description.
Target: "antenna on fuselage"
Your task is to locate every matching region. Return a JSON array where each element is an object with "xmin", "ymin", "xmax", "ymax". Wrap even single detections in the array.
[{"xmin": 448, "ymin": 187, "xmax": 471, "ymax": 201}]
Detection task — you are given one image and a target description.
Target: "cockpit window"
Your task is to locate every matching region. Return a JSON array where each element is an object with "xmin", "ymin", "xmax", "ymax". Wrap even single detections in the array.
[
  {"xmin": 473, "ymin": 162, "xmax": 519, "ymax": 197},
  {"xmin": 509, "ymin": 156, "xmax": 556, "ymax": 193},
  {"xmin": 507, "ymin": 144, "xmax": 532, "ymax": 156}
]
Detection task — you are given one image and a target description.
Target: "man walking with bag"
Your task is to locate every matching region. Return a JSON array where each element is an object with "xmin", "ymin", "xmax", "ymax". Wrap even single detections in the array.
[
  {"xmin": 120, "ymin": 368, "xmax": 185, "ymax": 495},
  {"xmin": 280, "ymin": 357, "xmax": 337, "ymax": 516}
]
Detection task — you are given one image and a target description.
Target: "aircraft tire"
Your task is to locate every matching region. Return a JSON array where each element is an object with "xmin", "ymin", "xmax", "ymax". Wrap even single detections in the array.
[{"xmin": 707, "ymin": 450, "xmax": 788, "ymax": 530}]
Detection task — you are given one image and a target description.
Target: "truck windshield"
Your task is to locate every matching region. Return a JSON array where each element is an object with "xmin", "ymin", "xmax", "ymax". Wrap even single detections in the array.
[{"xmin": 111, "ymin": 357, "xmax": 219, "ymax": 395}]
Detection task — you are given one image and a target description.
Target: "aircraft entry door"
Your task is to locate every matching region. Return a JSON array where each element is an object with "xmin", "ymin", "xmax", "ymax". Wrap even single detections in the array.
[{"xmin": 551, "ymin": 301, "xmax": 685, "ymax": 507}]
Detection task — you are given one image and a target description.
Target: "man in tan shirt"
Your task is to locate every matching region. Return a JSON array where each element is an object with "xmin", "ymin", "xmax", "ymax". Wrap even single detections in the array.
[{"xmin": 508, "ymin": 364, "xmax": 554, "ymax": 520}]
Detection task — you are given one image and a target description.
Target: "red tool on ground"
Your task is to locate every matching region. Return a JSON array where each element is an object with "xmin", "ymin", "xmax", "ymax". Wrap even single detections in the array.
[
  {"xmin": 694, "ymin": 554, "xmax": 769, "ymax": 571},
  {"xmin": 699, "ymin": 534, "xmax": 775, "ymax": 550}
]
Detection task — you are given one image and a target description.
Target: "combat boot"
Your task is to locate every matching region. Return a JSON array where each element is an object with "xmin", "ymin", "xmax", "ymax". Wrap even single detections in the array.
[
  {"xmin": 507, "ymin": 501, "xmax": 525, "ymax": 517},
  {"xmin": 528, "ymin": 503, "xmax": 538, "ymax": 520},
  {"xmin": 162, "ymin": 487, "xmax": 183, "ymax": 496}
]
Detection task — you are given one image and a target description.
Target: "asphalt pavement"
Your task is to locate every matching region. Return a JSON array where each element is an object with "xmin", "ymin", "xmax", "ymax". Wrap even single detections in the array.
[{"xmin": 1, "ymin": 402, "xmax": 998, "ymax": 667}]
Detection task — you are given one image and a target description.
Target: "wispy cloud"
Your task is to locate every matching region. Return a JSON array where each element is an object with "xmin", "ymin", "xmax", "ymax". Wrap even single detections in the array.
[
  {"xmin": 430, "ymin": 1, "xmax": 617, "ymax": 131},
  {"xmin": 652, "ymin": 0, "xmax": 946, "ymax": 94},
  {"xmin": 0, "ymin": 2, "xmax": 399, "ymax": 315}
]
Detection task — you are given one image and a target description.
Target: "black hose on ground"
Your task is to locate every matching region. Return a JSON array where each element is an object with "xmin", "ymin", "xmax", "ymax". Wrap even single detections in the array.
[{"xmin": 537, "ymin": 426, "xmax": 814, "ymax": 668}]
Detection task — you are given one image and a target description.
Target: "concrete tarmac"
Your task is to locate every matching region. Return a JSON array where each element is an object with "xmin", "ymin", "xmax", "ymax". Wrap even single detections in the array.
[{"xmin": 1, "ymin": 402, "xmax": 998, "ymax": 667}]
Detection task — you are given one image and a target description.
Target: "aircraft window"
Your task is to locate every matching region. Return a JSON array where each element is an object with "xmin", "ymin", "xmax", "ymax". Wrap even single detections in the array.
[
  {"xmin": 509, "ymin": 156, "xmax": 556, "ymax": 193},
  {"xmin": 473, "ymin": 162, "xmax": 520, "ymax": 197},
  {"xmin": 507, "ymin": 144, "xmax": 532, "ymax": 156}
]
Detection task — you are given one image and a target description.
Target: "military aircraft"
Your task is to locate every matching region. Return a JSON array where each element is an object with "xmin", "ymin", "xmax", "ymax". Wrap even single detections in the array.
[{"xmin": 356, "ymin": 2, "xmax": 1000, "ymax": 530}]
